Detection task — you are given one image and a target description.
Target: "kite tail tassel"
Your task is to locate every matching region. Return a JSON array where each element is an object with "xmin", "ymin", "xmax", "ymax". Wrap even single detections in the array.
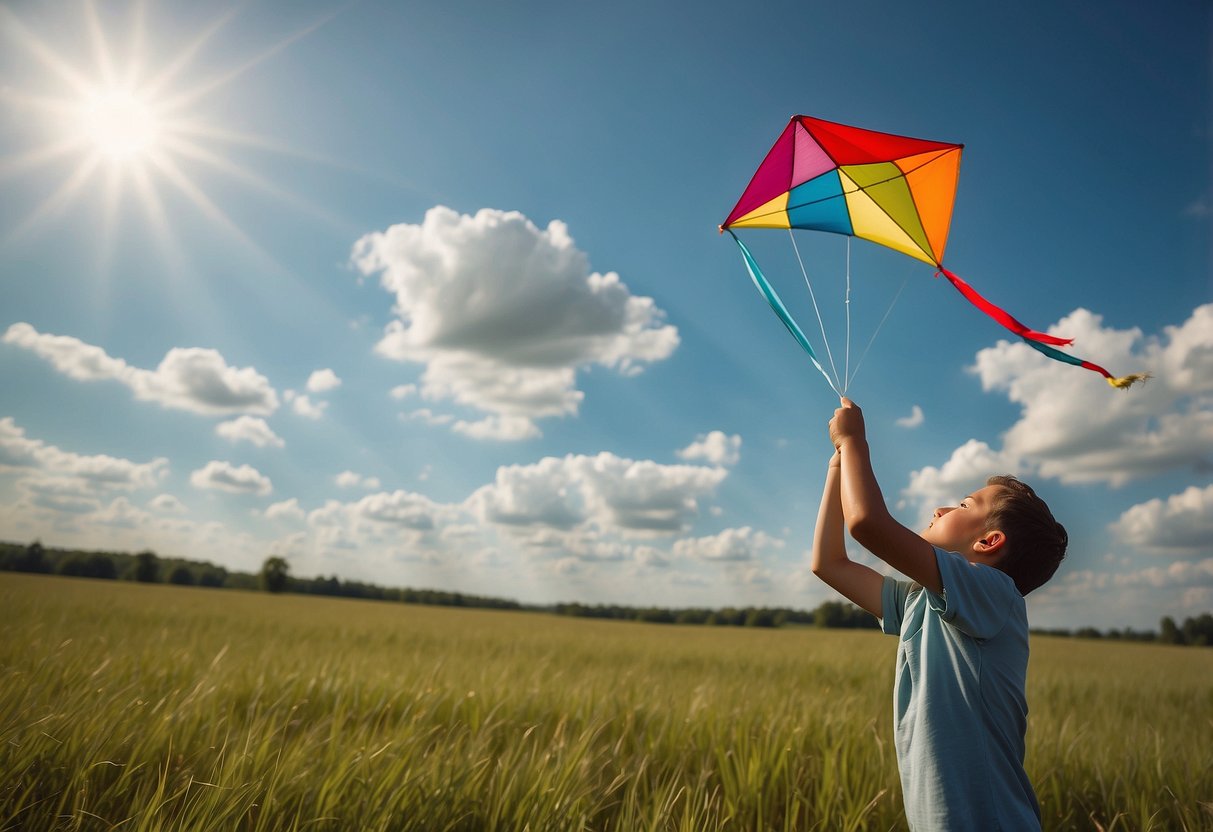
[
  {"xmin": 1026, "ymin": 340, "xmax": 1149, "ymax": 390},
  {"xmin": 937, "ymin": 266, "xmax": 1073, "ymax": 347}
]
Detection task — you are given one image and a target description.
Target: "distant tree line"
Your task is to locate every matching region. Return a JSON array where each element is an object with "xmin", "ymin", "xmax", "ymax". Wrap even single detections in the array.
[
  {"xmin": 549, "ymin": 599, "xmax": 878, "ymax": 630},
  {"xmin": 3, "ymin": 539, "xmax": 1210, "ymax": 643},
  {"xmin": 0, "ymin": 541, "xmax": 519, "ymax": 611}
]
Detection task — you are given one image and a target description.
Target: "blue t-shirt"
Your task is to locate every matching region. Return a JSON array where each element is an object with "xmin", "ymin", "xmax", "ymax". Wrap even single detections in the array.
[{"xmin": 880, "ymin": 546, "xmax": 1041, "ymax": 831}]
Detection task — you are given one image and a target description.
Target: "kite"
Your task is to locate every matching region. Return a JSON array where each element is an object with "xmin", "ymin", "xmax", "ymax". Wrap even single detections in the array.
[{"xmin": 721, "ymin": 115, "xmax": 1146, "ymax": 392}]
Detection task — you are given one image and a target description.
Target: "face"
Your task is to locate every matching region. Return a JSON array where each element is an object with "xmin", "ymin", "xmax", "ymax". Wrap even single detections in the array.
[{"xmin": 921, "ymin": 484, "xmax": 1005, "ymax": 561}]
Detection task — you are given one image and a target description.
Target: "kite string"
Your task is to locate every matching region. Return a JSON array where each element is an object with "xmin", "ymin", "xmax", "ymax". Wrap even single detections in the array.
[
  {"xmin": 843, "ymin": 238, "xmax": 852, "ymax": 395},
  {"xmin": 847, "ymin": 273, "xmax": 910, "ymax": 390},
  {"xmin": 787, "ymin": 229, "xmax": 842, "ymax": 390}
]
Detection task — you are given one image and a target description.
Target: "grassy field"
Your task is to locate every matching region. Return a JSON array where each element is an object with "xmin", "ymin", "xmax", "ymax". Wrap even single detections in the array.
[{"xmin": 2, "ymin": 573, "xmax": 1211, "ymax": 831}]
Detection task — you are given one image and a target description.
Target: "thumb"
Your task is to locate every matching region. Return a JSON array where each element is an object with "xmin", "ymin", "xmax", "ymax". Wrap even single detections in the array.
[{"xmin": 839, "ymin": 396, "xmax": 853, "ymax": 408}]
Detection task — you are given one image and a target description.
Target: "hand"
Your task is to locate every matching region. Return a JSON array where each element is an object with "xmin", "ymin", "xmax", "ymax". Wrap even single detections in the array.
[
  {"xmin": 828, "ymin": 397, "xmax": 866, "ymax": 451},
  {"xmin": 828, "ymin": 449, "xmax": 841, "ymax": 469}
]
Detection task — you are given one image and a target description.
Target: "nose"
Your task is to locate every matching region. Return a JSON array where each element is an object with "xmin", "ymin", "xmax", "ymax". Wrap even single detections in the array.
[{"xmin": 933, "ymin": 506, "xmax": 954, "ymax": 519}]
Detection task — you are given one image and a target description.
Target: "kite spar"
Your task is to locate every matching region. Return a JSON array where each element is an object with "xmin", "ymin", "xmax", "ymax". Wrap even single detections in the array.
[{"xmin": 721, "ymin": 115, "xmax": 1146, "ymax": 390}]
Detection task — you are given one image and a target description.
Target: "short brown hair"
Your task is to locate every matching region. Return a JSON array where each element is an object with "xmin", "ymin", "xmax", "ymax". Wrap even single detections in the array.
[{"xmin": 985, "ymin": 475, "xmax": 1067, "ymax": 595}]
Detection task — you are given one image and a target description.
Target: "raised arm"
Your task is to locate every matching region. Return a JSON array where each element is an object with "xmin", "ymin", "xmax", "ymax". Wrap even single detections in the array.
[
  {"xmin": 810, "ymin": 451, "xmax": 884, "ymax": 617},
  {"xmin": 830, "ymin": 398, "xmax": 942, "ymax": 594}
]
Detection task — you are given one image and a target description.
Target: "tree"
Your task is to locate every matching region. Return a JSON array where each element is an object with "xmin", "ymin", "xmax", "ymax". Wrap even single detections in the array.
[
  {"xmin": 1159, "ymin": 616, "xmax": 1182, "ymax": 645},
  {"xmin": 260, "ymin": 557, "xmax": 290, "ymax": 593},
  {"xmin": 168, "ymin": 565, "xmax": 195, "ymax": 586},
  {"xmin": 1181, "ymin": 614, "xmax": 1213, "ymax": 647},
  {"xmin": 59, "ymin": 553, "xmax": 115, "ymax": 579},
  {"xmin": 198, "ymin": 567, "xmax": 227, "ymax": 588},
  {"xmin": 132, "ymin": 551, "xmax": 160, "ymax": 583},
  {"xmin": 15, "ymin": 541, "xmax": 51, "ymax": 573},
  {"xmin": 86, "ymin": 554, "xmax": 117, "ymax": 580}
]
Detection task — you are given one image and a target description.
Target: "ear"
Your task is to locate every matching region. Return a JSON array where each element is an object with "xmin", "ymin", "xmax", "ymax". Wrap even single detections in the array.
[{"xmin": 973, "ymin": 530, "xmax": 1006, "ymax": 559}]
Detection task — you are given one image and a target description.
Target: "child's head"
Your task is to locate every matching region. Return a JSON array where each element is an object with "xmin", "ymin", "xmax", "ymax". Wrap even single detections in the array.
[{"xmin": 983, "ymin": 475, "xmax": 1067, "ymax": 595}]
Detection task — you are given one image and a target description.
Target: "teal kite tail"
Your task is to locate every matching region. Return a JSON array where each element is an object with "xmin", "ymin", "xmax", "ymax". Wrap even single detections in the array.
[{"xmin": 730, "ymin": 233, "xmax": 838, "ymax": 394}]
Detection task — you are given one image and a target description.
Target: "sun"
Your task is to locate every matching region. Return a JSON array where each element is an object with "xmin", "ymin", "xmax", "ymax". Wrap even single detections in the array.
[
  {"xmin": 0, "ymin": 1, "xmax": 338, "ymax": 256},
  {"xmin": 76, "ymin": 87, "xmax": 163, "ymax": 162}
]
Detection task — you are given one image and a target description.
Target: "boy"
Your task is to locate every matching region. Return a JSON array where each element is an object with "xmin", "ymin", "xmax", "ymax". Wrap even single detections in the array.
[{"xmin": 811, "ymin": 398, "xmax": 1067, "ymax": 831}]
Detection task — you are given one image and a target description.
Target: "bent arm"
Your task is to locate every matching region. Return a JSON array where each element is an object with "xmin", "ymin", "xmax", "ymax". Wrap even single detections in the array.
[
  {"xmin": 837, "ymin": 438, "xmax": 942, "ymax": 594},
  {"xmin": 811, "ymin": 454, "xmax": 883, "ymax": 617}
]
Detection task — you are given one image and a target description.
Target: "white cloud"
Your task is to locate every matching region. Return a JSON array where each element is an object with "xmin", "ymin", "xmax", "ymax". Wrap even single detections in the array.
[
  {"xmin": 1110, "ymin": 484, "xmax": 1213, "ymax": 556},
  {"xmin": 1129, "ymin": 558, "xmax": 1213, "ymax": 589},
  {"xmin": 902, "ymin": 439, "xmax": 1023, "ymax": 519},
  {"xmin": 190, "ymin": 461, "xmax": 272, "ymax": 496},
  {"xmin": 265, "ymin": 498, "xmax": 306, "ymax": 522},
  {"xmin": 467, "ymin": 452, "xmax": 727, "ymax": 535},
  {"xmin": 452, "ymin": 414, "xmax": 541, "ymax": 441},
  {"xmin": 148, "ymin": 494, "xmax": 187, "ymax": 514},
  {"xmin": 306, "ymin": 369, "xmax": 342, "ymax": 393},
  {"xmin": 969, "ymin": 305, "xmax": 1213, "ymax": 486},
  {"xmin": 215, "ymin": 416, "xmax": 284, "ymax": 448},
  {"xmin": 3, "ymin": 323, "xmax": 278, "ymax": 416},
  {"xmin": 290, "ymin": 394, "xmax": 328, "ymax": 420},
  {"xmin": 335, "ymin": 470, "xmax": 382, "ymax": 490},
  {"xmin": 92, "ymin": 496, "xmax": 150, "ymax": 529},
  {"xmin": 896, "ymin": 405, "xmax": 924, "ymax": 429},
  {"xmin": 350, "ymin": 490, "xmax": 437, "ymax": 530},
  {"xmin": 672, "ymin": 526, "xmax": 782, "ymax": 562},
  {"xmin": 677, "ymin": 431, "xmax": 742, "ymax": 466},
  {"xmin": 0, "ymin": 417, "xmax": 169, "ymax": 489},
  {"xmin": 905, "ymin": 304, "xmax": 1212, "ymax": 518},
  {"xmin": 351, "ymin": 207, "xmax": 679, "ymax": 440},
  {"xmin": 405, "ymin": 408, "xmax": 454, "ymax": 427},
  {"xmin": 390, "ymin": 384, "xmax": 417, "ymax": 400}
]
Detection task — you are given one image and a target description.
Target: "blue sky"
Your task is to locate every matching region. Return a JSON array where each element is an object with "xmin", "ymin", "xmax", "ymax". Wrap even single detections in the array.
[{"xmin": 1, "ymin": 0, "xmax": 1208, "ymax": 630}]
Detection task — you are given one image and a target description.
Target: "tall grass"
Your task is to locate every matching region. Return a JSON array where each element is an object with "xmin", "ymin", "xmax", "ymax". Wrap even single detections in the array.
[{"xmin": 2, "ymin": 573, "xmax": 1210, "ymax": 831}]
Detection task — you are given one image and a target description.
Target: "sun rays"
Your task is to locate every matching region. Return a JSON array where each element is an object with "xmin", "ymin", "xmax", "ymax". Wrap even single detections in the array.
[{"xmin": 0, "ymin": 0, "xmax": 347, "ymax": 267}]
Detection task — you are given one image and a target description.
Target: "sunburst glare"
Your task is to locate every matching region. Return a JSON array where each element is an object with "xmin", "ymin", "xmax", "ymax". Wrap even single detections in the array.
[
  {"xmin": 0, "ymin": 0, "xmax": 344, "ymax": 264},
  {"xmin": 77, "ymin": 87, "xmax": 163, "ymax": 161}
]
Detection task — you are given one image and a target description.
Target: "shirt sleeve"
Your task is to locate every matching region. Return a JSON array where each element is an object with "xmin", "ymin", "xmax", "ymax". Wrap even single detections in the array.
[
  {"xmin": 880, "ymin": 576, "xmax": 910, "ymax": 635},
  {"xmin": 926, "ymin": 546, "xmax": 1017, "ymax": 639}
]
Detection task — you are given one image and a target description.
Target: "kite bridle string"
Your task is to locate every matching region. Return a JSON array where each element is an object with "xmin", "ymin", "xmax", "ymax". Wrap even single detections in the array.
[
  {"xmin": 787, "ymin": 229, "xmax": 842, "ymax": 391},
  {"xmin": 843, "ymin": 238, "xmax": 852, "ymax": 395},
  {"xmin": 847, "ymin": 272, "xmax": 910, "ymax": 390}
]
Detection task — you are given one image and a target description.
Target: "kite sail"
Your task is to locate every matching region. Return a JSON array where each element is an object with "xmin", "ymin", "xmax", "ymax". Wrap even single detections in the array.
[{"xmin": 721, "ymin": 115, "xmax": 1146, "ymax": 390}]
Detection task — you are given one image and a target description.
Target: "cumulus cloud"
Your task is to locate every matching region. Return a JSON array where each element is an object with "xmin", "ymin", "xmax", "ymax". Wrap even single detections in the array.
[
  {"xmin": 677, "ymin": 431, "xmax": 742, "ymax": 466},
  {"xmin": 0, "ymin": 417, "xmax": 168, "ymax": 489},
  {"xmin": 215, "ymin": 416, "xmax": 284, "ymax": 448},
  {"xmin": 896, "ymin": 405, "xmax": 924, "ymax": 429},
  {"xmin": 968, "ymin": 305, "xmax": 1213, "ymax": 486},
  {"xmin": 468, "ymin": 452, "xmax": 727, "ymax": 535},
  {"xmin": 351, "ymin": 207, "xmax": 679, "ymax": 440},
  {"xmin": 289, "ymin": 394, "xmax": 327, "ymax": 419},
  {"xmin": 672, "ymin": 526, "xmax": 782, "ymax": 562},
  {"xmin": 390, "ymin": 384, "xmax": 417, "ymax": 400},
  {"xmin": 300, "ymin": 490, "xmax": 454, "ymax": 560},
  {"xmin": 335, "ymin": 470, "xmax": 382, "ymax": 490},
  {"xmin": 1110, "ymin": 484, "xmax": 1213, "ymax": 556},
  {"xmin": 265, "ymin": 498, "xmax": 306, "ymax": 522},
  {"xmin": 902, "ymin": 439, "xmax": 1023, "ymax": 519},
  {"xmin": 3, "ymin": 323, "xmax": 278, "ymax": 416},
  {"xmin": 148, "ymin": 494, "xmax": 187, "ymax": 514},
  {"xmin": 452, "ymin": 414, "xmax": 540, "ymax": 441},
  {"xmin": 306, "ymin": 369, "xmax": 342, "ymax": 393},
  {"xmin": 190, "ymin": 461, "xmax": 272, "ymax": 496}
]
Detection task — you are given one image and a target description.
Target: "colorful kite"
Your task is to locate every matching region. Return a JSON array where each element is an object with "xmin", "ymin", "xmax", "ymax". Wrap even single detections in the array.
[{"xmin": 721, "ymin": 115, "xmax": 1146, "ymax": 390}]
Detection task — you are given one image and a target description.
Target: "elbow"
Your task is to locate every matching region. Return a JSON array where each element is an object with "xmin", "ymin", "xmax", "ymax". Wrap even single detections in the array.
[{"xmin": 847, "ymin": 511, "xmax": 883, "ymax": 548}]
